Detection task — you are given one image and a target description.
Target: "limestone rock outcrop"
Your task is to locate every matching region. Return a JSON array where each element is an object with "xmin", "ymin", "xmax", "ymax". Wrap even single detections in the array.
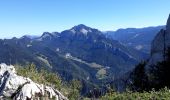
[
  {"xmin": 0, "ymin": 63, "xmax": 68, "ymax": 100},
  {"xmin": 148, "ymin": 14, "xmax": 170, "ymax": 65}
]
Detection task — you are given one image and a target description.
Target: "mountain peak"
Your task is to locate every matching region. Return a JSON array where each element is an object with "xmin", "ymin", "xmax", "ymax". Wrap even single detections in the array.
[
  {"xmin": 41, "ymin": 32, "xmax": 58, "ymax": 37},
  {"xmin": 20, "ymin": 35, "xmax": 38, "ymax": 40},
  {"xmin": 69, "ymin": 24, "xmax": 93, "ymax": 35},
  {"xmin": 39, "ymin": 32, "xmax": 55, "ymax": 40},
  {"xmin": 42, "ymin": 32, "xmax": 51, "ymax": 36},
  {"xmin": 73, "ymin": 24, "xmax": 90, "ymax": 29}
]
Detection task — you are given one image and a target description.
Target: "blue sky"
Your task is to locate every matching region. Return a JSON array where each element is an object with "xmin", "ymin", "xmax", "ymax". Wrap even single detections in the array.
[{"xmin": 0, "ymin": 0, "xmax": 170, "ymax": 38}]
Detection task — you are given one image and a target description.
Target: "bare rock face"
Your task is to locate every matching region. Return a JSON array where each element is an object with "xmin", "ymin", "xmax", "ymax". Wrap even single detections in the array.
[
  {"xmin": 166, "ymin": 14, "xmax": 170, "ymax": 34},
  {"xmin": 0, "ymin": 63, "xmax": 68, "ymax": 100},
  {"xmin": 148, "ymin": 14, "xmax": 170, "ymax": 65},
  {"xmin": 149, "ymin": 29, "xmax": 166, "ymax": 64}
]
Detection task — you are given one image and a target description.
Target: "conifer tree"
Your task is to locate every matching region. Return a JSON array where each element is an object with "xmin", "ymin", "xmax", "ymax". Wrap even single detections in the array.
[{"xmin": 130, "ymin": 61, "xmax": 149, "ymax": 92}]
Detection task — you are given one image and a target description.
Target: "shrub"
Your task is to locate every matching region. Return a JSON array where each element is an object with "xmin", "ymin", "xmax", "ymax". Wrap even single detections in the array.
[{"xmin": 15, "ymin": 63, "xmax": 82, "ymax": 99}]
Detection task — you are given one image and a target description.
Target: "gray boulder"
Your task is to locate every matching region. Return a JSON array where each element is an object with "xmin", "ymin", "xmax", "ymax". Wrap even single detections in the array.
[{"xmin": 0, "ymin": 63, "xmax": 68, "ymax": 100}]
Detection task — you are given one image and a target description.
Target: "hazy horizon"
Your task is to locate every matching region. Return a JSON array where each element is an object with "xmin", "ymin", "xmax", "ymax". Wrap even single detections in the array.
[
  {"xmin": 0, "ymin": 0, "xmax": 170, "ymax": 38},
  {"xmin": 0, "ymin": 24, "xmax": 166, "ymax": 39}
]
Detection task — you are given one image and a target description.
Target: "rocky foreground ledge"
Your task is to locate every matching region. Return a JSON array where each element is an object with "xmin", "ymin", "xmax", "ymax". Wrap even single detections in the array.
[{"xmin": 0, "ymin": 63, "xmax": 68, "ymax": 100}]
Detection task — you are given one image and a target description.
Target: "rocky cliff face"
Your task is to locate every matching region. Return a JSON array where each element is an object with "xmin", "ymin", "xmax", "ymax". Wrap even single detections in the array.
[
  {"xmin": 148, "ymin": 14, "xmax": 170, "ymax": 65},
  {"xmin": 0, "ymin": 63, "xmax": 68, "ymax": 100}
]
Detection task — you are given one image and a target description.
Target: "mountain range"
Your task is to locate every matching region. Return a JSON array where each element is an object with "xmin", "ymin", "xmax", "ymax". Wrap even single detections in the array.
[
  {"xmin": 0, "ymin": 24, "xmax": 162, "ymax": 94},
  {"xmin": 105, "ymin": 26, "xmax": 165, "ymax": 53}
]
